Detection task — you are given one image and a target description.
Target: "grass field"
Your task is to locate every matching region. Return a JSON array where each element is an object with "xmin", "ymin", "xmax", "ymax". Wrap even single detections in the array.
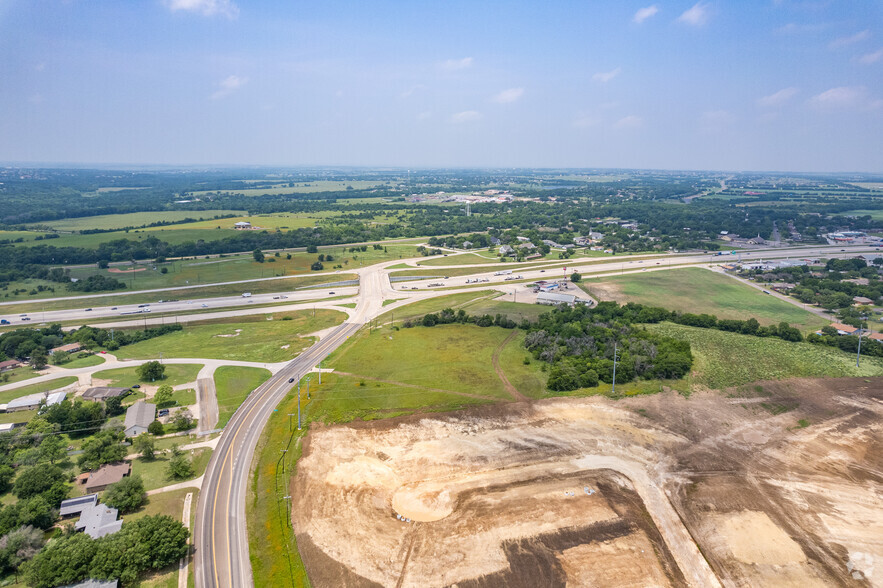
[
  {"xmin": 582, "ymin": 267, "xmax": 827, "ymax": 331},
  {"xmin": 376, "ymin": 290, "xmax": 499, "ymax": 324},
  {"xmin": 842, "ymin": 209, "xmax": 883, "ymax": 220},
  {"xmin": 119, "ymin": 309, "xmax": 346, "ymax": 363},
  {"xmin": 129, "ymin": 448, "xmax": 212, "ymax": 491},
  {"xmin": 92, "ymin": 364, "xmax": 203, "ymax": 388},
  {"xmin": 324, "ymin": 324, "xmax": 543, "ymax": 401},
  {"xmin": 460, "ymin": 297, "xmax": 550, "ymax": 322},
  {"xmin": 646, "ymin": 322, "xmax": 883, "ymax": 390},
  {"xmin": 170, "ymin": 388, "xmax": 197, "ymax": 407},
  {"xmin": 53, "ymin": 354, "xmax": 106, "ymax": 369},
  {"xmin": 418, "ymin": 252, "xmax": 501, "ymax": 266},
  {"xmin": 192, "ymin": 179, "xmax": 390, "ymax": 196},
  {"xmin": 40, "ymin": 210, "xmax": 245, "ymax": 231},
  {"xmin": 0, "ymin": 366, "xmax": 42, "ymax": 385},
  {"xmin": 214, "ymin": 366, "xmax": 272, "ymax": 428},
  {"xmin": 0, "ymin": 376, "xmax": 78, "ymax": 404}
]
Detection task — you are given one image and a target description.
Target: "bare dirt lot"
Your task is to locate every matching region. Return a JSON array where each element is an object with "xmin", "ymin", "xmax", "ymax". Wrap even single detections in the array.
[{"xmin": 292, "ymin": 378, "xmax": 882, "ymax": 587}]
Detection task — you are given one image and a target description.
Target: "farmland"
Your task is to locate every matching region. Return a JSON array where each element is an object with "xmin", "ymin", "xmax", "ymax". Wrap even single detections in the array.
[
  {"xmin": 214, "ymin": 366, "xmax": 272, "ymax": 428},
  {"xmin": 39, "ymin": 210, "xmax": 245, "ymax": 231}
]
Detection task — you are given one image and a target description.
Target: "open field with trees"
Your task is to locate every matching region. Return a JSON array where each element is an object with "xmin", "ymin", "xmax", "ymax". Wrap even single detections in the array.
[
  {"xmin": 583, "ymin": 268, "xmax": 827, "ymax": 331},
  {"xmin": 646, "ymin": 322, "xmax": 883, "ymax": 389},
  {"xmin": 91, "ymin": 364, "xmax": 202, "ymax": 388},
  {"xmin": 0, "ymin": 376, "xmax": 77, "ymax": 404},
  {"xmin": 39, "ymin": 210, "xmax": 246, "ymax": 232},
  {"xmin": 119, "ymin": 309, "xmax": 346, "ymax": 363}
]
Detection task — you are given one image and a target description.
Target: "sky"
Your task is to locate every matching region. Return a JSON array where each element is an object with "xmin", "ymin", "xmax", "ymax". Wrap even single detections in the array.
[{"xmin": 0, "ymin": 0, "xmax": 881, "ymax": 172}]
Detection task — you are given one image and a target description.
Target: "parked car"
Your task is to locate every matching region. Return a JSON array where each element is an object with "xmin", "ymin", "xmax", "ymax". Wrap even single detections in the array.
[
  {"xmin": 132, "ymin": 384, "xmax": 140, "ymax": 389},
  {"xmin": 158, "ymin": 409, "xmax": 170, "ymax": 417}
]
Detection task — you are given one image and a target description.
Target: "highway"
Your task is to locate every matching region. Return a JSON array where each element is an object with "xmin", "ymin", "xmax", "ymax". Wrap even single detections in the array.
[{"xmin": 194, "ymin": 270, "xmax": 377, "ymax": 588}]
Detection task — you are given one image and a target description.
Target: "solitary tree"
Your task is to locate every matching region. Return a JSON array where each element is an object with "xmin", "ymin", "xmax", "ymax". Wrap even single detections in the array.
[
  {"xmin": 167, "ymin": 445, "xmax": 193, "ymax": 480},
  {"xmin": 153, "ymin": 385, "xmax": 174, "ymax": 407},
  {"xmin": 570, "ymin": 272, "xmax": 582, "ymax": 283},
  {"xmin": 30, "ymin": 349, "xmax": 48, "ymax": 371},
  {"xmin": 252, "ymin": 249, "xmax": 264, "ymax": 263},
  {"xmin": 136, "ymin": 361, "xmax": 165, "ymax": 382},
  {"xmin": 103, "ymin": 474, "xmax": 146, "ymax": 513},
  {"xmin": 133, "ymin": 435, "xmax": 155, "ymax": 460}
]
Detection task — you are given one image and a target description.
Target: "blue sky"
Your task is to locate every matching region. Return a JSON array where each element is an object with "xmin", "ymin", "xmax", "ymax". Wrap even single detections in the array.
[{"xmin": 1, "ymin": 0, "xmax": 881, "ymax": 171}]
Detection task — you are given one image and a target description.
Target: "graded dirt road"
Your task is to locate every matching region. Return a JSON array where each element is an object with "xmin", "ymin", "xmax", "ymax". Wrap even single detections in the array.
[{"xmin": 293, "ymin": 379, "xmax": 882, "ymax": 587}]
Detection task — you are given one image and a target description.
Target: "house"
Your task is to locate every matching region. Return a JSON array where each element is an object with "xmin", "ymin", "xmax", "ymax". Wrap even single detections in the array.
[
  {"xmin": 748, "ymin": 235, "xmax": 766, "ymax": 245},
  {"xmin": 518, "ymin": 242, "xmax": 537, "ymax": 251},
  {"xmin": 516, "ymin": 236, "xmax": 530, "ymax": 242},
  {"xmin": 537, "ymin": 292, "xmax": 576, "ymax": 306},
  {"xmin": 828, "ymin": 323, "xmax": 859, "ymax": 336},
  {"xmin": 75, "ymin": 503, "xmax": 122, "ymax": 539},
  {"xmin": 0, "ymin": 359, "xmax": 22, "ymax": 372},
  {"xmin": 868, "ymin": 333, "xmax": 883, "ymax": 342},
  {"xmin": 588, "ymin": 231, "xmax": 603, "ymax": 240},
  {"xmin": 0, "ymin": 423, "xmax": 17, "ymax": 433},
  {"xmin": 843, "ymin": 278, "xmax": 870, "ymax": 286},
  {"xmin": 499, "ymin": 245, "xmax": 514, "ymax": 256},
  {"xmin": 461, "ymin": 241, "xmax": 473, "ymax": 249},
  {"xmin": 573, "ymin": 236, "xmax": 591, "ymax": 246},
  {"xmin": 124, "ymin": 401, "xmax": 156, "ymax": 437},
  {"xmin": 6, "ymin": 391, "xmax": 66, "ymax": 413},
  {"xmin": 234, "ymin": 221, "xmax": 252, "ymax": 229},
  {"xmin": 83, "ymin": 462, "xmax": 131, "ymax": 493},
  {"xmin": 490, "ymin": 237, "xmax": 501, "ymax": 246},
  {"xmin": 60, "ymin": 494, "xmax": 98, "ymax": 519},
  {"xmin": 82, "ymin": 387, "xmax": 130, "ymax": 401},
  {"xmin": 541, "ymin": 239, "xmax": 562, "ymax": 248},
  {"xmin": 49, "ymin": 343, "xmax": 82, "ymax": 355},
  {"xmin": 853, "ymin": 296, "xmax": 874, "ymax": 305}
]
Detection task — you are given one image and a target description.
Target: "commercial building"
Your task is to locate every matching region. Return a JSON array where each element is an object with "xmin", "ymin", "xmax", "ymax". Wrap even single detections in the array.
[
  {"xmin": 536, "ymin": 292, "xmax": 577, "ymax": 306},
  {"xmin": 5, "ymin": 390, "xmax": 66, "ymax": 413}
]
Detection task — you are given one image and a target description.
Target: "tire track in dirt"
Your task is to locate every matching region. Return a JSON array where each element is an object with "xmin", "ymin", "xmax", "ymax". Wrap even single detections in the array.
[{"xmin": 492, "ymin": 330, "xmax": 528, "ymax": 401}]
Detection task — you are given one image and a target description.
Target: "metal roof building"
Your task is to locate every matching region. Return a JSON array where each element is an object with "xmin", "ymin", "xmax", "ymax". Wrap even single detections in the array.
[
  {"xmin": 60, "ymin": 494, "xmax": 98, "ymax": 518},
  {"xmin": 124, "ymin": 400, "xmax": 156, "ymax": 437},
  {"xmin": 75, "ymin": 503, "xmax": 122, "ymax": 539},
  {"xmin": 536, "ymin": 292, "xmax": 577, "ymax": 306},
  {"xmin": 6, "ymin": 390, "xmax": 66, "ymax": 412}
]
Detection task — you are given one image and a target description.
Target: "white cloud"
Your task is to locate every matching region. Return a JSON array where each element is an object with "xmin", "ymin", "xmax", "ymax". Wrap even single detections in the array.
[
  {"xmin": 776, "ymin": 22, "xmax": 828, "ymax": 35},
  {"xmin": 678, "ymin": 3, "xmax": 710, "ymax": 27},
  {"xmin": 829, "ymin": 30, "xmax": 870, "ymax": 49},
  {"xmin": 857, "ymin": 48, "xmax": 883, "ymax": 65},
  {"xmin": 592, "ymin": 68, "xmax": 621, "ymax": 83},
  {"xmin": 449, "ymin": 110, "xmax": 482, "ymax": 123},
  {"xmin": 441, "ymin": 57, "xmax": 473, "ymax": 71},
  {"xmin": 614, "ymin": 115, "xmax": 643, "ymax": 129},
  {"xmin": 165, "ymin": 0, "xmax": 238, "ymax": 18},
  {"xmin": 210, "ymin": 74, "xmax": 247, "ymax": 100},
  {"xmin": 757, "ymin": 87, "xmax": 799, "ymax": 108},
  {"xmin": 809, "ymin": 86, "xmax": 880, "ymax": 110},
  {"xmin": 633, "ymin": 5, "xmax": 659, "ymax": 24},
  {"xmin": 491, "ymin": 88, "xmax": 524, "ymax": 104}
]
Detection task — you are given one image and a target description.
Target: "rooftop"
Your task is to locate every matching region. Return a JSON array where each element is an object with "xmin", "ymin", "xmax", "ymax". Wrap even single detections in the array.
[
  {"xmin": 75, "ymin": 503, "xmax": 122, "ymax": 539},
  {"xmin": 124, "ymin": 400, "xmax": 156, "ymax": 431},
  {"xmin": 60, "ymin": 494, "xmax": 98, "ymax": 517},
  {"xmin": 84, "ymin": 462, "xmax": 130, "ymax": 491},
  {"xmin": 82, "ymin": 387, "xmax": 130, "ymax": 400},
  {"xmin": 6, "ymin": 390, "xmax": 66, "ymax": 411}
]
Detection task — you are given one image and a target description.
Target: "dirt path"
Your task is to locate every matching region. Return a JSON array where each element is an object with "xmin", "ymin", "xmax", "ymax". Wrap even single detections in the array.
[
  {"xmin": 332, "ymin": 371, "xmax": 499, "ymax": 401},
  {"xmin": 492, "ymin": 330, "xmax": 527, "ymax": 401},
  {"xmin": 197, "ymin": 377, "xmax": 219, "ymax": 433}
]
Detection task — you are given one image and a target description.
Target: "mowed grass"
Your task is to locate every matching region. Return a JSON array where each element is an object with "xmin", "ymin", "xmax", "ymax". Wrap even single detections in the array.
[
  {"xmin": 119, "ymin": 309, "xmax": 346, "ymax": 363},
  {"xmin": 461, "ymin": 297, "xmax": 550, "ymax": 322},
  {"xmin": 376, "ymin": 290, "xmax": 500, "ymax": 324},
  {"xmin": 842, "ymin": 209, "xmax": 883, "ymax": 220},
  {"xmin": 192, "ymin": 179, "xmax": 390, "ymax": 196},
  {"xmin": 92, "ymin": 364, "xmax": 203, "ymax": 387},
  {"xmin": 418, "ymin": 252, "xmax": 501, "ymax": 266},
  {"xmin": 646, "ymin": 322, "xmax": 883, "ymax": 390},
  {"xmin": 54, "ymin": 353, "xmax": 106, "ymax": 369},
  {"xmin": 583, "ymin": 267, "xmax": 827, "ymax": 331},
  {"xmin": 325, "ymin": 324, "xmax": 541, "ymax": 400},
  {"xmin": 0, "ymin": 366, "xmax": 42, "ymax": 385},
  {"xmin": 0, "ymin": 376, "xmax": 78, "ymax": 404},
  {"xmin": 40, "ymin": 210, "xmax": 245, "ymax": 231},
  {"xmin": 129, "ymin": 448, "xmax": 212, "ymax": 491},
  {"xmin": 214, "ymin": 366, "xmax": 272, "ymax": 428}
]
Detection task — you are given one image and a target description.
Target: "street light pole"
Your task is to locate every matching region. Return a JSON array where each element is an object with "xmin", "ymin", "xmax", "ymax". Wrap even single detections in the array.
[
  {"xmin": 296, "ymin": 385, "xmax": 301, "ymax": 430},
  {"xmin": 611, "ymin": 342, "xmax": 618, "ymax": 395}
]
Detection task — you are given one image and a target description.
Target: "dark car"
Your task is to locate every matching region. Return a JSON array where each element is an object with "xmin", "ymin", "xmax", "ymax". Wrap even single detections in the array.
[
  {"xmin": 158, "ymin": 409, "xmax": 170, "ymax": 417},
  {"xmin": 288, "ymin": 377, "xmax": 295, "ymax": 383},
  {"xmin": 85, "ymin": 308, "xmax": 92, "ymax": 312},
  {"xmin": 132, "ymin": 384, "xmax": 140, "ymax": 389},
  {"xmin": 328, "ymin": 291, "xmax": 335, "ymax": 295}
]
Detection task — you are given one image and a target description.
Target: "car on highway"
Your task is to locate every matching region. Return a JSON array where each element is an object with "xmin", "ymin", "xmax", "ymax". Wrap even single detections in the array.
[
  {"xmin": 273, "ymin": 296, "xmax": 280, "ymax": 300},
  {"xmin": 288, "ymin": 378, "xmax": 295, "ymax": 383},
  {"xmin": 328, "ymin": 291, "xmax": 335, "ymax": 295},
  {"xmin": 21, "ymin": 317, "xmax": 30, "ymax": 321},
  {"xmin": 201, "ymin": 303, "xmax": 208, "ymax": 308},
  {"xmin": 111, "ymin": 307, "xmax": 118, "ymax": 310},
  {"xmin": 85, "ymin": 308, "xmax": 92, "ymax": 311}
]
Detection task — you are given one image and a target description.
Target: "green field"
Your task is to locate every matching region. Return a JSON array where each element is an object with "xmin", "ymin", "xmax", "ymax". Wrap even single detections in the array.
[
  {"xmin": 119, "ymin": 309, "xmax": 346, "ymax": 363},
  {"xmin": 192, "ymin": 179, "xmax": 390, "ymax": 196},
  {"xmin": 0, "ymin": 376, "xmax": 78, "ymax": 404},
  {"xmin": 214, "ymin": 366, "xmax": 272, "ymax": 428},
  {"xmin": 842, "ymin": 209, "xmax": 883, "ymax": 220},
  {"xmin": 39, "ymin": 210, "xmax": 246, "ymax": 231},
  {"xmin": 53, "ymin": 353, "xmax": 106, "ymax": 369},
  {"xmin": 418, "ymin": 252, "xmax": 501, "ymax": 266},
  {"xmin": 325, "ymin": 324, "xmax": 542, "ymax": 401},
  {"xmin": 460, "ymin": 297, "xmax": 550, "ymax": 322},
  {"xmin": 646, "ymin": 322, "xmax": 883, "ymax": 390},
  {"xmin": 583, "ymin": 267, "xmax": 827, "ymax": 331},
  {"xmin": 129, "ymin": 448, "xmax": 212, "ymax": 491},
  {"xmin": 0, "ymin": 366, "xmax": 42, "ymax": 385},
  {"xmin": 92, "ymin": 364, "xmax": 203, "ymax": 388}
]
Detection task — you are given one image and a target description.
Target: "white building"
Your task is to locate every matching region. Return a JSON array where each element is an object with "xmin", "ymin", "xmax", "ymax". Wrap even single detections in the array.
[
  {"xmin": 5, "ymin": 391, "xmax": 66, "ymax": 413},
  {"xmin": 124, "ymin": 401, "xmax": 156, "ymax": 437}
]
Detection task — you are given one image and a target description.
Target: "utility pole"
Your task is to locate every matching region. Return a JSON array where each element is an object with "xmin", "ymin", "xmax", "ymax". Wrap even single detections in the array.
[
  {"xmin": 287, "ymin": 413, "xmax": 295, "ymax": 432},
  {"xmin": 611, "ymin": 342, "xmax": 618, "ymax": 395},
  {"xmin": 856, "ymin": 316, "xmax": 867, "ymax": 367},
  {"xmin": 296, "ymin": 385, "xmax": 302, "ymax": 430}
]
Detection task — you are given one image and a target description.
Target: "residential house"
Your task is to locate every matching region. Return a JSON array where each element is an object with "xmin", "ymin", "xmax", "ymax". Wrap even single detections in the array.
[
  {"xmin": 499, "ymin": 245, "xmax": 514, "ymax": 256},
  {"xmin": 82, "ymin": 387, "xmax": 130, "ymax": 401},
  {"xmin": 83, "ymin": 462, "xmax": 131, "ymax": 493},
  {"xmin": 0, "ymin": 359, "xmax": 22, "ymax": 372},
  {"xmin": 5, "ymin": 391, "xmax": 66, "ymax": 413},
  {"xmin": 49, "ymin": 343, "xmax": 82, "ymax": 355},
  {"xmin": 124, "ymin": 400, "xmax": 156, "ymax": 437},
  {"xmin": 234, "ymin": 221, "xmax": 252, "ymax": 229},
  {"xmin": 827, "ymin": 323, "xmax": 860, "ymax": 336},
  {"xmin": 461, "ymin": 241, "xmax": 473, "ymax": 249},
  {"xmin": 75, "ymin": 503, "xmax": 122, "ymax": 539},
  {"xmin": 853, "ymin": 296, "xmax": 874, "ymax": 305},
  {"xmin": 60, "ymin": 494, "xmax": 98, "ymax": 519}
]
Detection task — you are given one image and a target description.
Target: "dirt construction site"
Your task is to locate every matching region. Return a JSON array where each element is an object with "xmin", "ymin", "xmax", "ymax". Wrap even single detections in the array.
[{"xmin": 292, "ymin": 378, "xmax": 882, "ymax": 587}]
